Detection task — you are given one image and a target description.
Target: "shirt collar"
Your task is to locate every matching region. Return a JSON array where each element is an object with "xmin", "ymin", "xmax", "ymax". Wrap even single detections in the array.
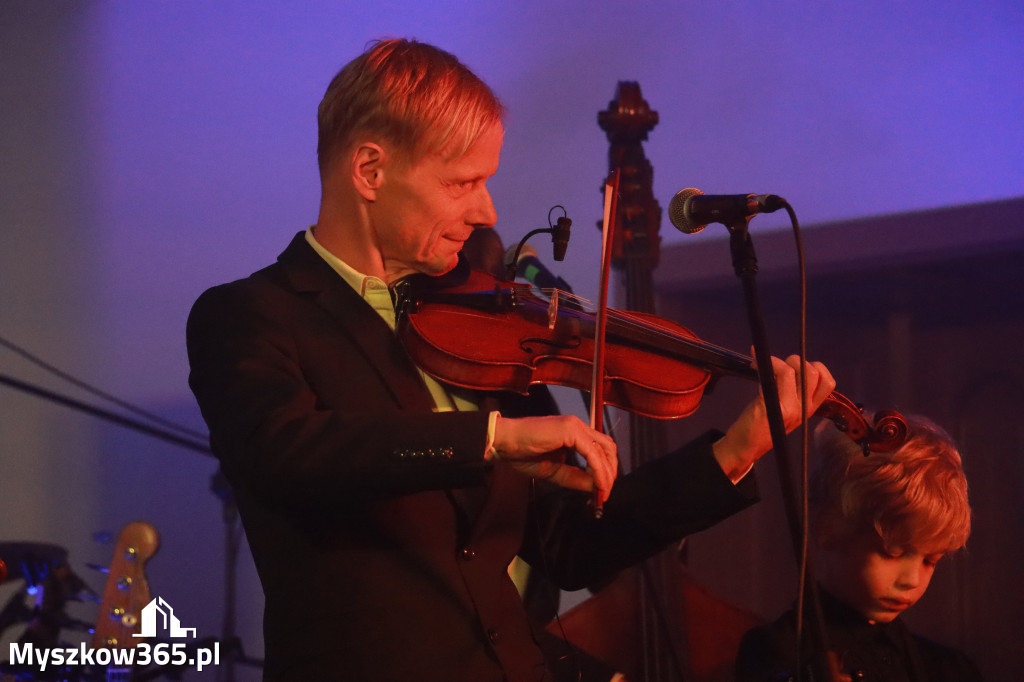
[{"xmin": 304, "ymin": 226, "xmax": 388, "ymax": 297}]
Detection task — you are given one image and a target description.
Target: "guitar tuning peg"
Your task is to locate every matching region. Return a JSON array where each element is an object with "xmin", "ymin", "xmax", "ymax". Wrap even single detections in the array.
[
  {"xmin": 92, "ymin": 531, "xmax": 112, "ymax": 544},
  {"xmin": 86, "ymin": 562, "xmax": 110, "ymax": 574}
]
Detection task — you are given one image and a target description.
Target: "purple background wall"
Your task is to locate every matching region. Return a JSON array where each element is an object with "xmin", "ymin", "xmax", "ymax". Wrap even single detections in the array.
[{"xmin": 2, "ymin": 2, "xmax": 1021, "ymax": 680}]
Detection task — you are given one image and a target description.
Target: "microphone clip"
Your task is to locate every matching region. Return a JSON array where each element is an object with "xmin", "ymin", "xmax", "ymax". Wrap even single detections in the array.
[{"xmin": 504, "ymin": 205, "xmax": 572, "ymax": 281}]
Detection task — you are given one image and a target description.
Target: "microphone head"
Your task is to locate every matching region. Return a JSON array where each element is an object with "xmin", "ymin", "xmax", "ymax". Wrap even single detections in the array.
[
  {"xmin": 551, "ymin": 216, "xmax": 571, "ymax": 261},
  {"xmin": 668, "ymin": 187, "xmax": 707, "ymax": 234}
]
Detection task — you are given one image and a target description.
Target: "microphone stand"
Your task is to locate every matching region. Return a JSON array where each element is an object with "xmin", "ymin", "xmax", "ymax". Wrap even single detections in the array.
[{"xmin": 723, "ymin": 218, "xmax": 840, "ymax": 682}]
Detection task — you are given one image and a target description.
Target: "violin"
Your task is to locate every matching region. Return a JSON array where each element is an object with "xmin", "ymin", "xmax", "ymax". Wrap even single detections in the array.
[{"xmin": 394, "ymin": 265, "xmax": 907, "ymax": 454}]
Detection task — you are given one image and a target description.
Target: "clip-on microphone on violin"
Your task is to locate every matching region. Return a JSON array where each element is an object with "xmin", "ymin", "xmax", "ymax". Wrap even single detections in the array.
[{"xmin": 504, "ymin": 206, "xmax": 572, "ymax": 284}]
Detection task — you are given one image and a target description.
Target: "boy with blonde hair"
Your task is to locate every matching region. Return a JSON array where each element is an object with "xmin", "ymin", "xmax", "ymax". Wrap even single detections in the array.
[{"xmin": 736, "ymin": 415, "xmax": 983, "ymax": 681}]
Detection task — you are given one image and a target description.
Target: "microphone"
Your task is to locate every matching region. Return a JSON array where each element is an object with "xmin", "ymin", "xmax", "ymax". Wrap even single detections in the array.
[
  {"xmin": 551, "ymin": 216, "xmax": 571, "ymax": 261},
  {"xmin": 668, "ymin": 188, "xmax": 785, "ymax": 234},
  {"xmin": 505, "ymin": 244, "xmax": 573, "ymax": 293}
]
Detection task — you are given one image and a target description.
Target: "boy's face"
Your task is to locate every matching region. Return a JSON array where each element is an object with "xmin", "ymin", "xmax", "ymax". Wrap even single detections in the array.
[{"xmin": 818, "ymin": 532, "xmax": 946, "ymax": 624}]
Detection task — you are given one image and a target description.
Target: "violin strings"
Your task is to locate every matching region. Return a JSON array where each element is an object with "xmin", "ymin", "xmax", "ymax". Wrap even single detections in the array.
[{"xmin": 531, "ymin": 286, "xmax": 753, "ymax": 363}]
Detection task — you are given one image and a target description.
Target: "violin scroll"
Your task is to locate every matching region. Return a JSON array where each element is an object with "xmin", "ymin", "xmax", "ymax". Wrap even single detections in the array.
[
  {"xmin": 867, "ymin": 409, "xmax": 910, "ymax": 453},
  {"xmin": 816, "ymin": 393, "xmax": 909, "ymax": 455}
]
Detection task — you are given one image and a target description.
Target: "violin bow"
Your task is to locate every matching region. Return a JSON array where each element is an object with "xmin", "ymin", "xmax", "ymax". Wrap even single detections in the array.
[{"xmin": 589, "ymin": 168, "xmax": 621, "ymax": 517}]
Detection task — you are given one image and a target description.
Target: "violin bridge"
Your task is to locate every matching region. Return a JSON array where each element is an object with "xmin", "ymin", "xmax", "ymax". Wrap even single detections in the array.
[{"xmin": 546, "ymin": 291, "xmax": 559, "ymax": 330}]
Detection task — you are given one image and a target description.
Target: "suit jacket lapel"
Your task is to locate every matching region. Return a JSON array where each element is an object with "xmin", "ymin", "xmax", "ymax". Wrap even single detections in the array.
[
  {"xmin": 274, "ymin": 234, "xmax": 509, "ymax": 536},
  {"xmin": 274, "ymin": 232, "xmax": 436, "ymax": 412}
]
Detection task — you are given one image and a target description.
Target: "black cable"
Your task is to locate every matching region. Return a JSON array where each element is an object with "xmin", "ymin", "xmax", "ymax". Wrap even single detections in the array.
[
  {"xmin": 0, "ymin": 373, "xmax": 212, "ymax": 456},
  {"xmin": 783, "ymin": 201, "xmax": 811, "ymax": 680},
  {"xmin": 0, "ymin": 332, "xmax": 209, "ymax": 442}
]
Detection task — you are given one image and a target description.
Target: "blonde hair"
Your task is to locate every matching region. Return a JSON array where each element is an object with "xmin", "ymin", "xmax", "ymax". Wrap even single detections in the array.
[
  {"xmin": 810, "ymin": 415, "xmax": 971, "ymax": 554},
  {"xmin": 316, "ymin": 38, "xmax": 505, "ymax": 175}
]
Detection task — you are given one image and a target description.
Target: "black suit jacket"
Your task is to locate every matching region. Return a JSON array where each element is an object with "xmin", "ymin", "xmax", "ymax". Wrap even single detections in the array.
[{"xmin": 187, "ymin": 233, "xmax": 758, "ymax": 681}]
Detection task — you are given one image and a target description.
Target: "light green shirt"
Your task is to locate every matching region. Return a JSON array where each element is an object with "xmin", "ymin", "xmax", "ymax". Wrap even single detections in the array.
[{"xmin": 303, "ymin": 227, "xmax": 479, "ymax": 415}]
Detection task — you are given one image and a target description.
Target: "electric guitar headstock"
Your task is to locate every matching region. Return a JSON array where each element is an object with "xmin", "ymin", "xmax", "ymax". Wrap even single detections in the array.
[{"xmin": 91, "ymin": 522, "xmax": 159, "ymax": 680}]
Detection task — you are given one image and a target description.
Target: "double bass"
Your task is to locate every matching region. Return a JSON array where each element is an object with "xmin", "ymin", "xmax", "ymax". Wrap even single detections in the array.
[{"xmin": 581, "ymin": 80, "xmax": 740, "ymax": 682}]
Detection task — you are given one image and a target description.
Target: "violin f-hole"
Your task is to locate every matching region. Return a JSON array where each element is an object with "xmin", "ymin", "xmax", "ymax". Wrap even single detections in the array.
[{"xmin": 520, "ymin": 335, "xmax": 582, "ymax": 355}]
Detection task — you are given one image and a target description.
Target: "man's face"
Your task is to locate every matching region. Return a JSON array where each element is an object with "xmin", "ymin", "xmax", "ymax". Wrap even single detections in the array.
[
  {"xmin": 818, "ymin": 532, "xmax": 945, "ymax": 624},
  {"xmin": 371, "ymin": 123, "xmax": 503, "ymax": 281}
]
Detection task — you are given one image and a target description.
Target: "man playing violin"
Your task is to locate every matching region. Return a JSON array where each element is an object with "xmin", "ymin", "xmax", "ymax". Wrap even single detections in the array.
[{"xmin": 185, "ymin": 38, "xmax": 836, "ymax": 682}]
